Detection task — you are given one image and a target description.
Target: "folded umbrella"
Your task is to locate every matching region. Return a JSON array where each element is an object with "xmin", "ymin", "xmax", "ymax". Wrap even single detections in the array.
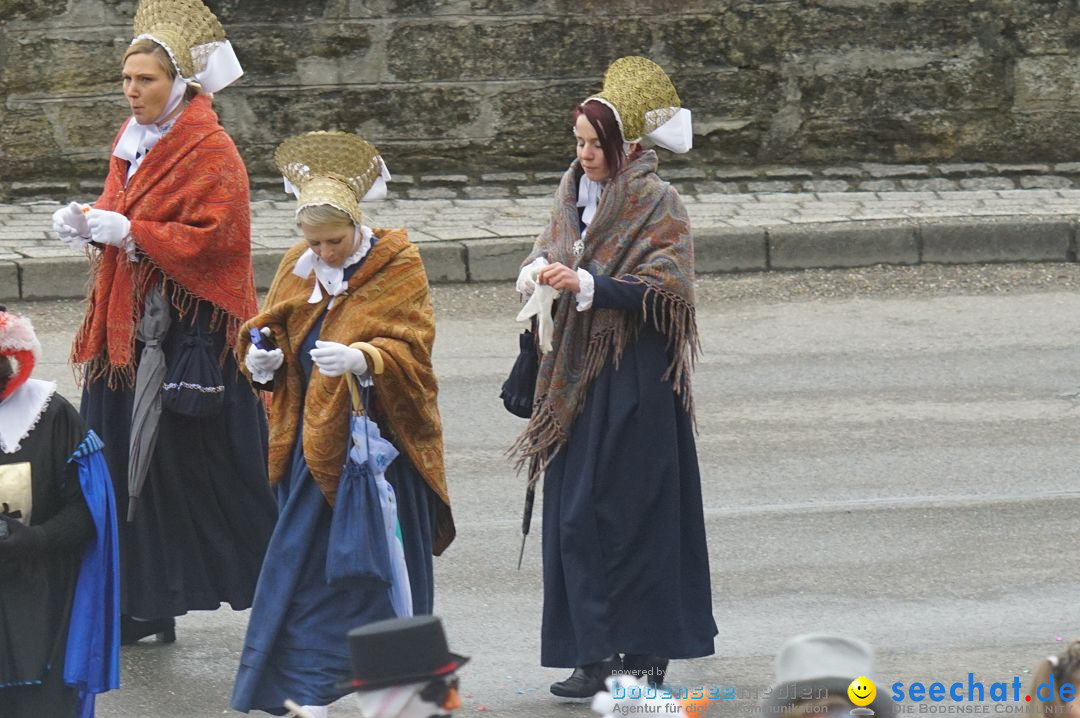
[{"xmin": 127, "ymin": 287, "xmax": 171, "ymax": 522}]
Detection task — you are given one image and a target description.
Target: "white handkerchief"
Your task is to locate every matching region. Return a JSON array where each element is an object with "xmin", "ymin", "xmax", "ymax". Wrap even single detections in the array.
[{"xmin": 516, "ymin": 266, "xmax": 560, "ymax": 353}]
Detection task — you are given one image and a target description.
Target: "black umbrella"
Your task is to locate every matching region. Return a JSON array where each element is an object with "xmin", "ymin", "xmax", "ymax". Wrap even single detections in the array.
[{"xmin": 517, "ymin": 459, "xmax": 539, "ymax": 570}]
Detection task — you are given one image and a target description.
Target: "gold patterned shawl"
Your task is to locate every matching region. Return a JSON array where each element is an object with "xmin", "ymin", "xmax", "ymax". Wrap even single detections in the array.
[{"xmin": 237, "ymin": 229, "xmax": 454, "ymax": 555}]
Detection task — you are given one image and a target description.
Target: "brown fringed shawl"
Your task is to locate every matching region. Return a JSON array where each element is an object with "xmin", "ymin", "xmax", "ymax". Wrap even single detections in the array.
[
  {"xmin": 237, "ymin": 231, "xmax": 455, "ymax": 555},
  {"xmin": 71, "ymin": 95, "xmax": 257, "ymax": 387},
  {"xmin": 511, "ymin": 150, "xmax": 698, "ymax": 486}
]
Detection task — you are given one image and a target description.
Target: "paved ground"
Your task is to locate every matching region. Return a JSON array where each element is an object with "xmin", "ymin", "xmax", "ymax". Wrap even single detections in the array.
[
  {"xmin": 4, "ymin": 182, "xmax": 1080, "ymax": 300},
  {"xmin": 10, "ymin": 262, "xmax": 1080, "ymax": 717}
]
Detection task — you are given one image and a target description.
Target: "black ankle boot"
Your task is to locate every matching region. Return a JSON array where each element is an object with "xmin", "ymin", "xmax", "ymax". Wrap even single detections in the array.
[
  {"xmin": 622, "ymin": 654, "xmax": 669, "ymax": 687},
  {"xmin": 120, "ymin": 615, "xmax": 176, "ymax": 645},
  {"xmin": 550, "ymin": 654, "xmax": 622, "ymax": 698}
]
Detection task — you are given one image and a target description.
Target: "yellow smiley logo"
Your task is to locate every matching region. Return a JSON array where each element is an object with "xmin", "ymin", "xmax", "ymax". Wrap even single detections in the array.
[{"xmin": 848, "ymin": 676, "xmax": 876, "ymax": 707}]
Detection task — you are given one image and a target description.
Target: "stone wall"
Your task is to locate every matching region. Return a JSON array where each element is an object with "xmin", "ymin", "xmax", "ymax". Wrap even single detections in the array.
[{"xmin": 2, "ymin": 0, "xmax": 1080, "ymax": 199}]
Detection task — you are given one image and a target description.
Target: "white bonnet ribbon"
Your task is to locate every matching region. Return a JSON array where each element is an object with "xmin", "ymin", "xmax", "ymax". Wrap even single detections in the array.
[
  {"xmin": 644, "ymin": 107, "xmax": 693, "ymax": 154},
  {"xmin": 362, "ymin": 156, "xmax": 392, "ymax": 202},
  {"xmin": 193, "ymin": 40, "xmax": 243, "ymax": 93}
]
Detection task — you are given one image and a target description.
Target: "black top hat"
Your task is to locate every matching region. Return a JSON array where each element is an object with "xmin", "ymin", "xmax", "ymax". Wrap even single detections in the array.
[{"xmin": 340, "ymin": 616, "xmax": 469, "ymax": 692}]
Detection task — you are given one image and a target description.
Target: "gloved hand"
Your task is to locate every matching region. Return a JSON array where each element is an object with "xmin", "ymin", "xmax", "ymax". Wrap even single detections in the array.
[
  {"xmin": 310, "ymin": 340, "xmax": 367, "ymax": 378},
  {"xmin": 52, "ymin": 202, "xmax": 92, "ymax": 247},
  {"xmin": 245, "ymin": 331, "xmax": 284, "ymax": 384},
  {"xmin": 0, "ymin": 515, "xmax": 45, "ymax": 561},
  {"xmin": 516, "ymin": 257, "xmax": 549, "ymax": 295},
  {"xmin": 86, "ymin": 208, "xmax": 132, "ymax": 248}
]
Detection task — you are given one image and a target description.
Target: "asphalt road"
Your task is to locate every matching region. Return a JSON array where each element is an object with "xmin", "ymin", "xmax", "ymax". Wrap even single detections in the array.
[{"xmin": 10, "ymin": 262, "xmax": 1080, "ymax": 717}]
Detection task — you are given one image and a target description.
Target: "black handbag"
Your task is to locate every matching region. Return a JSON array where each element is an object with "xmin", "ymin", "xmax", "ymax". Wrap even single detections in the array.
[
  {"xmin": 160, "ymin": 324, "xmax": 225, "ymax": 418},
  {"xmin": 500, "ymin": 328, "xmax": 539, "ymax": 418}
]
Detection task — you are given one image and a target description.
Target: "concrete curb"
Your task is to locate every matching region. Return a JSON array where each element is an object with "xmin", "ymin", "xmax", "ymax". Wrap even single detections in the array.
[{"xmin": 3, "ymin": 215, "xmax": 1080, "ymax": 301}]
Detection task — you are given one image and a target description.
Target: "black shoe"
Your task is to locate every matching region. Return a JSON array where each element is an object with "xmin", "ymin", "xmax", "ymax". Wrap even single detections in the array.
[
  {"xmin": 550, "ymin": 655, "xmax": 622, "ymax": 698},
  {"xmin": 622, "ymin": 654, "xmax": 669, "ymax": 687},
  {"xmin": 121, "ymin": 615, "xmax": 176, "ymax": 645}
]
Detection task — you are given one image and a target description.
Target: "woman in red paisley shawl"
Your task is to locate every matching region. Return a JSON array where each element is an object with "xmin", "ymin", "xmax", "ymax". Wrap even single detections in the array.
[{"xmin": 51, "ymin": 0, "xmax": 276, "ymax": 645}]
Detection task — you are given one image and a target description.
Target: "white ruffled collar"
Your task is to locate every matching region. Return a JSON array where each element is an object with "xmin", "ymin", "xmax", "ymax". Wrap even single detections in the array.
[
  {"xmin": 0, "ymin": 378, "xmax": 56, "ymax": 454},
  {"xmin": 293, "ymin": 225, "xmax": 374, "ymax": 304},
  {"xmin": 577, "ymin": 174, "xmax": 604, "ymax": 237}
]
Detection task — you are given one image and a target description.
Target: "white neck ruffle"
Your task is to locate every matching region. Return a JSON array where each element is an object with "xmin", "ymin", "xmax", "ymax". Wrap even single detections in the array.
[
  {"xmin": 577, "ymin": 174, "xmax": 604, "ymax": 237},
  {"xmin": 292, "ymin": 225, "xmax": 374, "ymax": 304},
  {"xmin": 0, "ymin": 378, "xmax": 56, "ymax": 454}
]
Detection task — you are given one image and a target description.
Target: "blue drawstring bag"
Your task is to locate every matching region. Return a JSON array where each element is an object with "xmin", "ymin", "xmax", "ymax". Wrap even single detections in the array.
[{"xmin": 325, "ymin": 375, "xmax": 412, "ymax": 618}]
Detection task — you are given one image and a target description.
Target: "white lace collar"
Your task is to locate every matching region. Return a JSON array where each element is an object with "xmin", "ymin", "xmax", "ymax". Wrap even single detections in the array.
[
  {"xmin": 577, "ymin": 174, "xmax": 604, "ymax": 237},
  {"xmin": 292, "ymin": 225, "xmax": 374, "ymax": 304},
  {"xmin": 0, "ymin": 378, "xmax": 56, "ymax": 454}
]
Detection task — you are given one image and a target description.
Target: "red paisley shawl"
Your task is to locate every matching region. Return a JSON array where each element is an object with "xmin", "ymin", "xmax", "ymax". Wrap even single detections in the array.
[{"xmin": 72, "ymin": 95, "xmax": 257, "ymax": 385}]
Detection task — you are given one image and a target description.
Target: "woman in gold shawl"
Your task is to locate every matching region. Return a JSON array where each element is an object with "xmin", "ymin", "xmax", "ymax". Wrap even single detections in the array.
[
  {"xmin": 512, "ymin": 57, "xmax": 717, "ymax": 699},
  {"xmin": 231, "ymin": 132, "xmax": 454, "ymax": 717}
]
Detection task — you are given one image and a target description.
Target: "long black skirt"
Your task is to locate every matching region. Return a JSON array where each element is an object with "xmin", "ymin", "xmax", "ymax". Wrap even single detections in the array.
[
  {"xmin": 81, "ymin": 303, "xmax": 277, "ymax": 619},
  {"xmin": 541, "ymin": 325, "xmax": 717, "ymax": 667}
]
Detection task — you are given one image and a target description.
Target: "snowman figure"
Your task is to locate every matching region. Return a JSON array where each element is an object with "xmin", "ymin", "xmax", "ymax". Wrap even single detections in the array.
[{"xmin": 340, "ymin": 616, "xmax": 468, "ymax": 718}]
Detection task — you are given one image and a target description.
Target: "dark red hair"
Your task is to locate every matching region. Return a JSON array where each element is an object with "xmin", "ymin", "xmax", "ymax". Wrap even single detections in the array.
[{"xmin": 573, "ymin": 100, "xmax": 626, "ymax": 177}]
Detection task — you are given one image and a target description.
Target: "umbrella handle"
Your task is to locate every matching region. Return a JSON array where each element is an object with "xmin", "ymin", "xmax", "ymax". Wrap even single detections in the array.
[{"xmin": 349, "ymin": 342, "xmax": 384, "ymax": 375}]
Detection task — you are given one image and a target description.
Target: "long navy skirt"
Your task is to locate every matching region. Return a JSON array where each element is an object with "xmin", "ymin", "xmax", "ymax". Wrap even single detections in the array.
[
  {"xmin": 231, "ymin": 433, "xmax": 437, "ymax": 714},
  {"xmin": 81, "ymin": 303, "xmax": 277, "ymax": 619},
  {"xmin": 541, "ymin": 324, "xmax": 717, "ymax": 668}
]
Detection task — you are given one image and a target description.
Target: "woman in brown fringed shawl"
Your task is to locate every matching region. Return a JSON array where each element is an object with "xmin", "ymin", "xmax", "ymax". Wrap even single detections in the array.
[
  {"xmin": 511, "ymin": 57, "xmax": 717, "ymax": 699},
  {"xmin": 231, "ymin": 131, "xmax": 453, "ymax": 717},
  {"xmin": 53, "ymin": 12, "xmax": 277, "ymax": 645}
]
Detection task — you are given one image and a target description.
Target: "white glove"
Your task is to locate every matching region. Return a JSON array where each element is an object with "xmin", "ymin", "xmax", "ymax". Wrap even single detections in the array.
[
  {"xmin": 52, "ymin": 202, "xmax": 92, "ymax": 249},
  {"xmin": 245, "ymin": 342, "xmax": 284, "ymax": 384},
  {"xmin": 86, "ymin": 208, "xmax": 132, "ymax": 248},
  {"xmin": 516, "ymin": 257, "xmax": 549, "ymax": 295},
  {"xmin": 310, "ymin": 340, "xmax": 368, "ymax": 378}
]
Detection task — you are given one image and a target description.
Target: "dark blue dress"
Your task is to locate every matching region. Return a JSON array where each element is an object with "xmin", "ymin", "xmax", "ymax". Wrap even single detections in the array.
[
  {"xmin": 541, "ymin": 275, "xmax": 718, "ymax": 668},
  {"xmin": 81, "ymin": 302, "xmax": 277, "ymax": 620},
  {"xmin": 232, "ymin": 258, "xmax": 438, "ymax": 715}
]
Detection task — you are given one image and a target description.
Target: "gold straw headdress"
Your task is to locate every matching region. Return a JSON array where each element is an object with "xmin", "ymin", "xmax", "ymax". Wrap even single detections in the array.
[
  {"xmin": 585, "ymin": 56, "xmax": 693, "ymax": 154},
  {"xmin": 275, "ymin": 131, "xmax": 391, "ymax": 227},
  {"xmin": 131, "ymin": 0, "xmax": 243, "ymax": 92}
]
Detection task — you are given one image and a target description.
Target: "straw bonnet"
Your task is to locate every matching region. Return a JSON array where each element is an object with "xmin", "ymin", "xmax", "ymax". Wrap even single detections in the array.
[
  {"xmin": 274, "ymin": 131, "xmax": 392, "ymax": 226},
  {"xmin": 131, "ymin": 0, "xmax": 243, "ymax": 93},
  {"xmin": 585, "ymin": 56, "xmax": 693, "ymax": 154}
]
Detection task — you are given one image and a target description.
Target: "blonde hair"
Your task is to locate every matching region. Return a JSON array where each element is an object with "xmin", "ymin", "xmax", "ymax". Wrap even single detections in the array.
[
  {"xmin": 1029, "ymin": 641, "xmax": 1080, "ymax": 716},
  {"xmin": 123, "ymin": 39, "xmax": 201, "ymax": 101},
  {"xmin": 297, "ymin": 204, "xmax": 355, "ymax": 229}
]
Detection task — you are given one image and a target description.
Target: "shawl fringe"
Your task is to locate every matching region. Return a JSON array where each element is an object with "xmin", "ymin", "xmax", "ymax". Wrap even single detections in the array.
[
  {"xmin": 72, "ymin": 252, "xmax": 242, "ymax": 389},
  {"xmin": 512, "ymin": 282, "xmax": 698, "ymax": 486}
]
